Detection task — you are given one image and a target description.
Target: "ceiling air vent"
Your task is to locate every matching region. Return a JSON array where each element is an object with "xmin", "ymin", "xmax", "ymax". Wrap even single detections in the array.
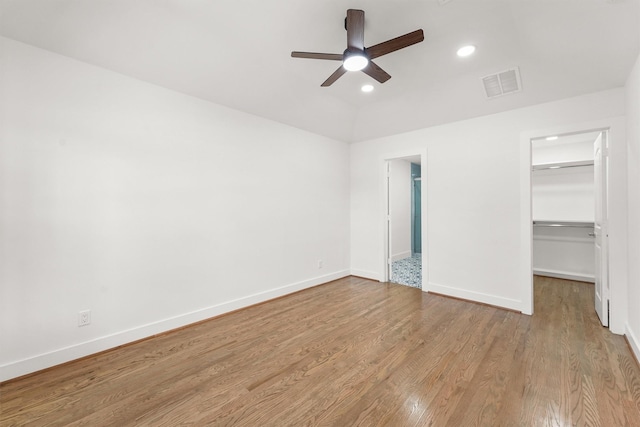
[{"xmin": 481, "ymin": 67, "xmax": 522, "ymax": 99}]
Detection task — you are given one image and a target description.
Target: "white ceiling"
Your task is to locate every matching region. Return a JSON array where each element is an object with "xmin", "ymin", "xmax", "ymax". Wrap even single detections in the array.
[{"xmin": 1, "ymin": 0, "xmax": 638, "ymax": 143}]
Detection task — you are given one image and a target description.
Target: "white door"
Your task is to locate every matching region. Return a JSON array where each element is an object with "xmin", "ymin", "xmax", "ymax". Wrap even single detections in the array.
[{"xmin": 594, "ymin": 132, "xmax": 609, "ymax": 327}]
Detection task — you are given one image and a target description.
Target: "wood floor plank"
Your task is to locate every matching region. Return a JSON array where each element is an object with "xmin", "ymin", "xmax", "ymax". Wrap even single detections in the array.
[{"xmin": 2, "ymin": 275, "xmax": 640, "ymax": 426}]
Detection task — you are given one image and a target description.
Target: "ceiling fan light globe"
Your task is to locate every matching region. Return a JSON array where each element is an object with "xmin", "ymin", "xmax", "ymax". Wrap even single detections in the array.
[{"xmin": 343, "ymin": 54, "xmax": 369, "ymax": 71}]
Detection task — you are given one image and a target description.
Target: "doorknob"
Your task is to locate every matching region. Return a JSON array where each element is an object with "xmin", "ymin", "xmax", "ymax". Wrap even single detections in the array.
[{"xmin": 588, "ymin": 232, "xmax": 596, "ymax": 237}]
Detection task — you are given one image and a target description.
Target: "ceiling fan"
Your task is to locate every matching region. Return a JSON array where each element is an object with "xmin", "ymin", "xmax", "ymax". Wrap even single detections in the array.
[{"xmin": 291, "ymin": 9, "xmax": 424, "ymax": 87}]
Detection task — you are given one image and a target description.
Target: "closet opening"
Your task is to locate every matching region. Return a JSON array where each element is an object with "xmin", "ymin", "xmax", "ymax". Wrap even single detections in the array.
[{"xmin": 530, "ymin": 129, "xmax": 609, "ymax": 326}]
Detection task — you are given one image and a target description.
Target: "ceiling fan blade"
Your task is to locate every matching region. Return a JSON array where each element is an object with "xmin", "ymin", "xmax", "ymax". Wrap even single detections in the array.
[
  {"xmin": 346, "ymin": 9, "xmax": 365, "ymax": 50},
  {"xmin": 291, "ymin": 51, "xmax": 343, "ymax": 61},
  {"xmin": 365, "ymin": 29, "xmax": 424, "ymax": 59},
  {"xmin": 321, "ymin": 66, "xmax": 348, "ymax": 87},
  {"xmin": 362, "ymin": 61, "xmax": 391, "ymax": 84}
]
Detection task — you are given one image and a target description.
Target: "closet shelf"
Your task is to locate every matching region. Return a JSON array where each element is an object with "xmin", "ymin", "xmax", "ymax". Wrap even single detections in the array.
[
  {"xmin": 533, "ymin": 220, "xmax": 594, "ymax": 228},
  {"xmin": 532, "ymin": 160, "xmax": 594, "ymax": 171}
]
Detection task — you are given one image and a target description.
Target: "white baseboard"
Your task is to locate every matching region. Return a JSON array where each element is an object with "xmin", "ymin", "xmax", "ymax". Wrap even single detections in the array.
[
  {"xmin": 350, "ymin": 269, "xmax": 383, "ymax": 282},
  {"xmin": 391, "ymin": 251, "xmax": 412, "ymax": 262},
  {"xmin": 427, "ymin": 281, "xmax": 523, "ymax": 313},
  {"xmin": 0, "ymin": 270, "xmax": 350, "ymax": 383},
  {"xmin": 625, "ymin": 323, "xmax": 640, "ymax": 365},
  {"xmin": 533, "ymin": 268, "xmax": 595, "ymax": 283}
]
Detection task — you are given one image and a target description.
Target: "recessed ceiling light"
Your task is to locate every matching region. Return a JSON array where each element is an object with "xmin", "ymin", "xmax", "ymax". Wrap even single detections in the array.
[
  {"xmin": 361, "ymin": 84, "xmax": 374, "ymax": 93},
  {"xmin": 456, "ymin": 45, "xmax": 476, "ymax": 57},
  {"xmin": 546, "ymin": 136, "xmax": 558, "ymax": 141}
]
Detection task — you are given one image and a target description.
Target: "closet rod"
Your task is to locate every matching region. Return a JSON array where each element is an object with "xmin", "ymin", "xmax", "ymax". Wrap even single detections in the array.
[
  {"xmin": 532, "ymin": 160, "xmax": 594, "ymax": 171},
  {"xmin": 533, "ymin": 221, "xmax": 594, "ymax": 228}
]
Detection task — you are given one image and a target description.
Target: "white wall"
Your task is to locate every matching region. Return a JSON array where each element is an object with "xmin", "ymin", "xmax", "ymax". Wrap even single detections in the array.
[
  {"xmin": 350, "ymin": 89, "xmax": 626, "ymax": 313},
  {"xmin": 0, "ymin": 37, "xmax": 351, "ymax": 381},
  {"xmin": 532, "ymin": 167, "xmax": 595, "ymax": 222},
  {"xmin": 389, "ymin": 160, "xmax": 412, "ymax": 261},
  {"xmin": 532, "ymin": 140, "xmax": 594, "ymax": 165},
  {"xmin": 532, "ymin": 226, "xmax": 595, "ymax": 282},
  {"xmin": 626, "ymin": 52, "xmax": 640, "ymax": 361}
]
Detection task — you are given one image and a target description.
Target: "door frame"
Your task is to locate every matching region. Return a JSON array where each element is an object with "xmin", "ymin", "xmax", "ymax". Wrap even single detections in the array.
[
  {"xmin": 519, "ymin": 118, "xmax": 627, "ymax": 333},
  {"xmin": 381, "ymin": 149, "xmax": 428, "ymax": 290}
]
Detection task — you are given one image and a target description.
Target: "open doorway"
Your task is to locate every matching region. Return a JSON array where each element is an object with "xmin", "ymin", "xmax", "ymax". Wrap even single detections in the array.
[
  {"xmin": 530, "ymin": 129, "xmax": 609, "ymax": 326},
  {"xmin": 386, "ymin": 156, "xmax": 423, "ymax": 289}
]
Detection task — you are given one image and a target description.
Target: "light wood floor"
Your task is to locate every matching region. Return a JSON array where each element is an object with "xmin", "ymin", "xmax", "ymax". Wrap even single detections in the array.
[{"xmin": 2, "ymin": 276, "xmax": 640, "ymax": 426}]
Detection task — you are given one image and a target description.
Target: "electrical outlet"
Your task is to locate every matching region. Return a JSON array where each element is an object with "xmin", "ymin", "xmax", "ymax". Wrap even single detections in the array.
[
  {"xmin": 78, "ymin": 310, "xmax": 91, "ymax": 327},
  {"xmin": 318, "ymin": 260, "xmax": 323, "ymax": 269}
]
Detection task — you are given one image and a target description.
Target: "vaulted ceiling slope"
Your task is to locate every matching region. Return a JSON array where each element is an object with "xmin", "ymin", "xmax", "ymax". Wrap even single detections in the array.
[{"xmin": 1, "ymin": 0, "xmax": 638, "ymax": 142}]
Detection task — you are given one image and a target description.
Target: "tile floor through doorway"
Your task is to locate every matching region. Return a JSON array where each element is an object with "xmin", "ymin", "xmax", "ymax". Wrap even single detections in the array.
[{"xmin": 391, "ymin": 253, "xmax": 422, "ymax": 289}]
